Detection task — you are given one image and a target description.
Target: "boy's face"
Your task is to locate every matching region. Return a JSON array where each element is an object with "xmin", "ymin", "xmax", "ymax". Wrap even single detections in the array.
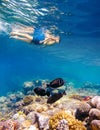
[{"xmin": 56, "ymin": 36, "xmax": 60, "ymax": 43}]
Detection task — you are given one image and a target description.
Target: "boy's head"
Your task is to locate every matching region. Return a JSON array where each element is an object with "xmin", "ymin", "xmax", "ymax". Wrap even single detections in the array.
[{"xmin": 55, "ymin": 36, "xmax": 60, "ymax": 43}]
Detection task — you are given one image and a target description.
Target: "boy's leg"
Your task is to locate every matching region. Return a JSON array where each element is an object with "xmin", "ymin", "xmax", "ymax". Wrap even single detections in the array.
[
  {"xmin": 10, "ymin": 32, "xmax": 33, "ymax": 40},
  {"xmin": 10, "ymin": 35, "xmax": 31, "ymax": 43}
]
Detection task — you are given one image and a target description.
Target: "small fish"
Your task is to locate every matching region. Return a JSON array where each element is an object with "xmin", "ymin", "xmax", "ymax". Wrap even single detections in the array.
[
  {"xmin": 47, "ymin": 91, "xmax": 66, "ymax": 104},
  {"xmin": 82, "ymin": 96, "xmax": 92, "ymax": 101},
  {"xmin": 34, "ymin": 87, "xmax": 50, "ymax": 96},
  {"xmin": 47, "ymin": 78, "xmax": 65, "ymax": 88}
]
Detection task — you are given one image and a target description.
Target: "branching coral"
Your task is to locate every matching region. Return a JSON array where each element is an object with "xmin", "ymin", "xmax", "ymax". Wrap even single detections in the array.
[{"xmin": 49, "ymin": 111, "xmax": 86, "ymax": 130}]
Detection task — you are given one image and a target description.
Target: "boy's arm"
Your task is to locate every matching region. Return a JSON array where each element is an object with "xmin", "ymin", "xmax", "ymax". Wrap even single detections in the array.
[{"xmin": 41, "ymin": 38, "xmax": 56, "ymax": 45}]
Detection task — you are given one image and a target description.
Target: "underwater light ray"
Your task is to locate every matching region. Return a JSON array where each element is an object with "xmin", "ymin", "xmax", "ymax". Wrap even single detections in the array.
[{"xmin": 0, "ymin": 0, "xmax": 49, "ymax": 34}]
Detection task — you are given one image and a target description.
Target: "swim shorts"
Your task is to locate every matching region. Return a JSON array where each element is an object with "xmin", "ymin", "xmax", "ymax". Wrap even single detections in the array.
[{"xmin": 32, "ymin": 28, "xmax": 46, "ymax": 45}]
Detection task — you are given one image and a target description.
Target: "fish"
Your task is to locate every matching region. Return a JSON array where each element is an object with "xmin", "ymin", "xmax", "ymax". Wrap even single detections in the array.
[
  {"xmin": 47, "ymin": 91, "xmax": 66, "ymax": 104},
  {"xmin": 47, "ymin": 78, "xmax": 65, "ymax": 88},
  {"xmin": 34, "ymin": 87, "xmax": 50, "ymax": 96}
]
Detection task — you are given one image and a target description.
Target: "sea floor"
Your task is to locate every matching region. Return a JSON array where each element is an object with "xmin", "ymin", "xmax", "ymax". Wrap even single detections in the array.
[{"xmin": 0, "ymin": 79, "xmax": 100, "ymax": 130}]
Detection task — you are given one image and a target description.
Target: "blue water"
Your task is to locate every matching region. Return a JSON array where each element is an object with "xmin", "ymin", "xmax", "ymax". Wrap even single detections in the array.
[{"xmin": 0, "ymin": 0, "xmax": 100, "ymax": 96}]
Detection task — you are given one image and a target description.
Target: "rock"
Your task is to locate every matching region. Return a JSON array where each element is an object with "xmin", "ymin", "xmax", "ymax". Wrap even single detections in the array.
[
  {"xmin": 28, "ymin": 125, "xmax": 38, "ymax": 130},
  {"xmin": 12, "ymin": 111, "xmax": 26, "ymax": 123},
  {"xmin": 36, "ymin": 113, "xmax": 49, "ymax": 130},
  {"xmin": 27, "ymin": 112, "xmax": 36, "ymax": 124},
  {"xmin": 90, "ymin": 96, "xmax": 100, "ymax": 109},
  {"xmin": 0, "ymin": 96, "xmax": 7, "ymax": 103},
  {"xmin": 91, "ymin": 120, "xmax": 100, "ymax": 130},
  {"xmin": 23, "ymin": 81, "xmax": 34, "ymax": 94},
  {"xmin": 0, "ymin": 120, "xmax": 19, "ymax": 130},
  {"xmin": 23, "ymin": 95, "xmax": 34, "ymax": 105},
  {"xmin": 89, "ymin": 108, "xmax": 100, "ymax": 120},
  {"xmin": 21, "ymin": 120, "xmax": 32, "ymax": 128},
  {"xmin": 75, "ymin": 102, "xmax": 91, "ymax": 121}
]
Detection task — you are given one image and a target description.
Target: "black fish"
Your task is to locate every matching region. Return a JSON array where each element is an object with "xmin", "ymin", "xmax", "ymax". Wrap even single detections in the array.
[
  {"xmin": 47, "ymin": 91, "xmax": 66, "ymax": 104},
  {"xmin": 47, "ymin": 78, "xmax": 65, "ymax": 88},
  {"xmin": 34, "ymin": 87, "xmax": 50, "ymax": 96}
]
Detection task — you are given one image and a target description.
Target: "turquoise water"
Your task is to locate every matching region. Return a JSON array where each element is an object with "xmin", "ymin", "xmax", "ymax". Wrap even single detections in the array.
[{"xmin": 0, "ymin": 0, "xmax": 100, "ymax": 95}]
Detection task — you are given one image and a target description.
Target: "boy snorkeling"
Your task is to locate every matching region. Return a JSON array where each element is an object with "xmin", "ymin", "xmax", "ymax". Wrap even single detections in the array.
[{"xmin": 10, "ymin": 25, "xmax": 60, "ymax": 46}]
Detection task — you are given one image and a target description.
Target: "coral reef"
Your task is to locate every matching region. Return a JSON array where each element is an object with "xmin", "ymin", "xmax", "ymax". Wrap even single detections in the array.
[
  {"xmin": 0, "ymin": 79, "xmax": 100, "ymax": 130},
  {"xmin": 74, "ymin": 96, "xmax": 100, "ymax": 130},
  {"xmin": 49, "ymin": 111, "xmax": 86, "ymax": 130}
]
